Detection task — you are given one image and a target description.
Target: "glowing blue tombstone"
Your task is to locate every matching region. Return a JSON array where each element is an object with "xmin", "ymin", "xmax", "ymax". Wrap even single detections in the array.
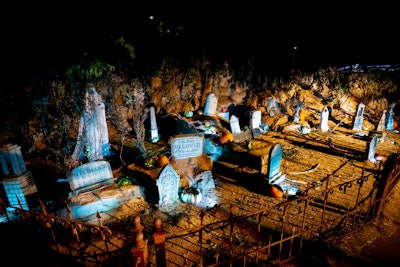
[
  {"xmin": 385, "ymin": 103, "xmax": 396, "ymax": 131},
  {"xmin": 367, "ymin": 135, "xmax": 378, "ymax": 163},
  {"xmin": 353, "ymin": 103, "xmax": 365, "ymax": 131},
  {"xmin": 268, "ymin": 144, "xmax": 285, "ymax": 185},
  {"xmin": 0, "ymin": 144, "xmax": 37, "ymax": 210}
]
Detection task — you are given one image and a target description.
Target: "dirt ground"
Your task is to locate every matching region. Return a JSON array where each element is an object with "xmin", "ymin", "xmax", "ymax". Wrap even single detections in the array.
[
  {"xmin": 77, "ymin": 125, "xmax": 400, "ymax": 266},
  {"xmin": 3, "ymin": 124, "xmax": 399, "ymax": 267}
]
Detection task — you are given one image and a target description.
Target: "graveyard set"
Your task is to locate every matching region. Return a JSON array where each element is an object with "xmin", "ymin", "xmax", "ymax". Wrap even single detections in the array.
[{"xmin": 0, "ymin": 87, "xmax": 400, "ymax": 266}]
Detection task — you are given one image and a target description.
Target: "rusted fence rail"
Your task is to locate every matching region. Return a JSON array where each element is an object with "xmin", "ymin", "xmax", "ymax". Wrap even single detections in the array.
[{"xmin": 1, "ymin": 153, "xmax": 399, "ymax": 266}]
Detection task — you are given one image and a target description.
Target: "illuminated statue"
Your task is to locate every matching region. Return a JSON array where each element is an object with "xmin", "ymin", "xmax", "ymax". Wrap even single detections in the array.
[{"xmin": 72, "ymin": 87, "xmax": 111, "ymax": 162}]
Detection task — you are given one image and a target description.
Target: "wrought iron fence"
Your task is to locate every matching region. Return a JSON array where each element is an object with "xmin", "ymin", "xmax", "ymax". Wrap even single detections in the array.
[{"xmin": 0, "ymin": 153, "xmax": 399, "ymax": 266}]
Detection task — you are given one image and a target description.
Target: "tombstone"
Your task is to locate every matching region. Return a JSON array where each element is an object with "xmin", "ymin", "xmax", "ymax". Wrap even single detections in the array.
[
  {"xmin": 204, "ymin": 93, "xmax": 218, "ymax": 116},
  {"xmin": 0, "ymin": 144, "xmax": 27, "ymax": 177},
  {"xmin": 72, "ymin": 87, "xmax": 111, "ymax": 162},
  {"xmin": 320, "ymin": 107, "xmax": 330, "ymax": 132},
  {"xmin": 268, "ymin": 98, "xmax": 281, "ymax": 117},
  {"xmin": 149, "ymin": 106, "xmax": 160, "ymax": 143},
  {"xmin": 268, "ymin": 144, "xmax": 285, "ymax": 185},
  {"xmin": 230, "ymin": 115, "xmax": 241, "ymax": 134},
  {"xmin": 386, "ymin": 111, "xmax": 395, "ymax": 131},
  {"xmin": 68, "ymin": 161, "xmax": 115, "ymax": 196},
  {"xmin": 193, "ymin": 170, "xmax": 218, "ymax": 209},
  {"xmin": 170, "ymin": 135, "xmax": 204, "ymax": 160},
  {"xmin": 0, "ymin": 144, "xmax": 38, "ymax": 210},
  {"xmin": 367, "ymin": 135, "xmax": 378, "ymax": 163},
  {"xmin": 250, "ymin": 110, "xmax": 262, "ymax": 130},
  {"xmin": 352, "ymin": 103, "xmax": 365, "ymax": 131},
  {"xmin": 267, "ymin": 144, "xmax": 299, "ymax": 196},
  {"xmin": 293, "ymin": 104, "xmax": 301, "ymax": 123},
  {"xmin": 377, "ymin": 110, "xmax": 387, "ymax": 132},
  {"xmin": 156, "ymin": 165, "xmax": 180, "ymax": 210}
]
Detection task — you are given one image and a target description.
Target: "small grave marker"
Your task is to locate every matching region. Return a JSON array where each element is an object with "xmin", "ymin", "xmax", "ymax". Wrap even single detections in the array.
[{"xmin": 320, "ymin": 107, "xmax": 330, "ymax": 132}]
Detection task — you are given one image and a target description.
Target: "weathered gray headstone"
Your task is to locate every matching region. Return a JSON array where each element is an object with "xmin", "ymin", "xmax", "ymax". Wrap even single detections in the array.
[
  {"xmin": 204, "ymin": 93, "xmax": 218, "ymax": 116},
  {"xmin": 156, "ymin": 165, "xmax": 180, "ymax": 210},
  {"xmin": 353, "ymin": 103, "xmax": 365, "ymax": 131},
  {"xmin": 320, "ymin": 107, "xmax": 330, "ymax": 132},
  {"xmin": 230, "ymin": 115, "xmax": 241, "ymax": 134},
  {"xmin": 171, "ymin": 135, "xmax": 204, "ymax": 159}
]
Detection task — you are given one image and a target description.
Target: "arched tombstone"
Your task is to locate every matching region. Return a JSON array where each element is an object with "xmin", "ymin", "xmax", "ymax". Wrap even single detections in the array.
[
  {"xmin": 268, "ymin": 144, "xmax": 285, "ymax": 184},
  {"xmin": 156, "ymin": 165, "xmax": 180, "ymax": 210}
]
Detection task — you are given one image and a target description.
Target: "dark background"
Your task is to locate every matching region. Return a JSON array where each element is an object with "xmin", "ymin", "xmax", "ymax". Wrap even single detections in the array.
[{"xmin": 2, "ymin": 1, "xmax": 399, "ymax": 88}]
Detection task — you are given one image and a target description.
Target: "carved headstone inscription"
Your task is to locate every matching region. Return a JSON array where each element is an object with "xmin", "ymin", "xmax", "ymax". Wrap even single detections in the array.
[
  {"xmin": 156, "ymin": 165, "xmax": 180, "ymax": 209},
  {"xmin": 68, "ymin": 161, "xmax": 115, "ymax": 196},
  {"xmin": 171, "ymin": 135, "xmax": 204, "ymax": 160}
]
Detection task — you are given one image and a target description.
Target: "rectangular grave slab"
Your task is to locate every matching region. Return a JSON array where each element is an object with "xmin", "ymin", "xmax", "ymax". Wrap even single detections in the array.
[{"xmin": 68, "ymin": 161, "xmax": 116, "ymax": 196}]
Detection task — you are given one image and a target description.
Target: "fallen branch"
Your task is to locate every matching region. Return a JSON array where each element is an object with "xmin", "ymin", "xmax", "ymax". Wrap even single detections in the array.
[{"xmin": 286, "ymin": 163, "xmax": 319, "ymax": 175}]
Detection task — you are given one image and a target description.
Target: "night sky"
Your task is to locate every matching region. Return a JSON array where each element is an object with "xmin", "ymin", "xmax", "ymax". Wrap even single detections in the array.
[{"xmin": 2, "ymin": 1, "xmax": 399, "ymax": 88}]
